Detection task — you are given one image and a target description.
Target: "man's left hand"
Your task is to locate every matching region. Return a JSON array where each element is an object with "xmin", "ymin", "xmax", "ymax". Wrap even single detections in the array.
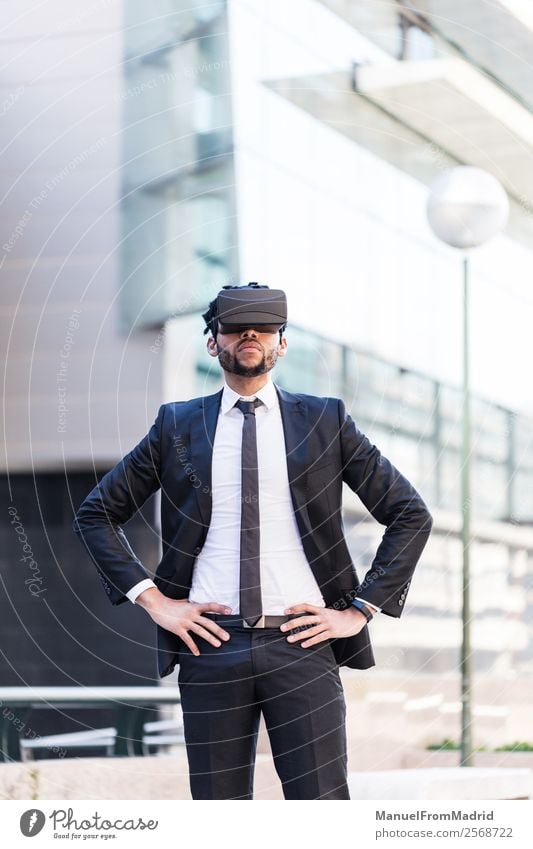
[{"xmin": 281, "ymin": 603, "xmax": 369, "ymax": 648}]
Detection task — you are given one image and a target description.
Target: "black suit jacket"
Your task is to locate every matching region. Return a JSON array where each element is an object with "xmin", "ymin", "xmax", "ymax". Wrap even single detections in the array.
[{"xmin": 73, "ymin": 384, "xmax": 433, "ymax": 678}]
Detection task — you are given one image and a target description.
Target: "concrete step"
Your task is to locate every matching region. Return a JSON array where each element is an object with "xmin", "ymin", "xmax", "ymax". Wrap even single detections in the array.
[{"xmin": 348, "ymin": 767, "xmax": 533, "ymax": 799}]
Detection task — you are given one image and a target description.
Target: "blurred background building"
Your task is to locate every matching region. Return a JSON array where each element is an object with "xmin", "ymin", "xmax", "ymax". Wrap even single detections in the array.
[{"xmin": 2, "ymin": 0, "xmax": 533, "ymax": 756}]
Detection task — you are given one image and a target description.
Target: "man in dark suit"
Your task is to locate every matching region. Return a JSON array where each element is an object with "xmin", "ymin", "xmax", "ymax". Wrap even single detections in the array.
[{"xmin": 73, "ymin": 282, "xmax": 433, "ymax": 800}]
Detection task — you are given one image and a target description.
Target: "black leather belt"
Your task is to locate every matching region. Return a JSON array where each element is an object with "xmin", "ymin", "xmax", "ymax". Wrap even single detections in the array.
[
  {"xmin": 204, "ymin": 612, "xmax": 307, "ymax": 629},
  {"xmin": 243, "ymin": 614, "xmax": 297, "ymax": 629}
]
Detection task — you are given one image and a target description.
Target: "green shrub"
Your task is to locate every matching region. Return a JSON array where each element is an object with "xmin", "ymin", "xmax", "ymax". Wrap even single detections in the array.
[
  {"xmin": 426, "ymin": 739, "xmax": 459, "ymax": 750},
  {"xmin": 494, "ymin": 741, "xmax": 533, "ymax": 752},
  {"xmin": 426, "ymin": 739, "xmax": 486, "ymax": 751}
]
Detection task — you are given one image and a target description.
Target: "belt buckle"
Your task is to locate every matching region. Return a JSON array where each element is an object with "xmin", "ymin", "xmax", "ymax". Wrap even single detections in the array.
[{"xmin": 243, "ymin": 615, "xmax": 266, "ymax": 628}]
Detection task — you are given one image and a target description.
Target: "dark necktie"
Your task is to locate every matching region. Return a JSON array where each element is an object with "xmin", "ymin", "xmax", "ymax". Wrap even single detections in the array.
[{"xmin": 234, "ymin": 398, "xmax": 263, "ymax": 626}]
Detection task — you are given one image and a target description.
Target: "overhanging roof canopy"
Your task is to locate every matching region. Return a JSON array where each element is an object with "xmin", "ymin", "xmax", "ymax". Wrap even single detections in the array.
[
  {"xmin": 267, "ymin": 56, "xmax": 533, "ymax": 211},
  {"xmin": 353, "ymin": 57, "xmax": 533, "ymax": 206}
]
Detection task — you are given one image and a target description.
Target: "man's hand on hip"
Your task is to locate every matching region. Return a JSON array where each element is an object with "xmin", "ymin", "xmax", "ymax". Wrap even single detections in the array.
[
  {"xmin": 281, "ymin": 602, "xmax": 369, "ymax": 648},
  {"xmin": 135, "ymin": 588, "xmax": 231, "ymax": 656}
]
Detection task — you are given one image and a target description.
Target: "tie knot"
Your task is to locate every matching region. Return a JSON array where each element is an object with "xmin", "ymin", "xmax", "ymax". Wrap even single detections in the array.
[{"xmin": 235, "ymin": 398, "xmax": 262, "ymax": 416}]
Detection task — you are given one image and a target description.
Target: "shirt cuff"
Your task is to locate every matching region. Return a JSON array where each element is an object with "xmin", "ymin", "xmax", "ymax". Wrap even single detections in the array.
[
  {"xmin": 355, "ymin": 596, "xmax": 382, "ymax": 614},
  {"xmin": 126, "ymin": 578, "xmax": 157, "ymax": 604}
]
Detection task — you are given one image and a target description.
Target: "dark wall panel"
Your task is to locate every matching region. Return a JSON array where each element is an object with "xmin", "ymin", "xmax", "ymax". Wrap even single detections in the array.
[{"xmin": 1, "ymin": 472, "xmax": 161, "ymax": 688}]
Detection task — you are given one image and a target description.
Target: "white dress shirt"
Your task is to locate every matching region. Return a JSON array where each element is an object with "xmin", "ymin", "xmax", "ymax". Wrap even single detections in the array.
[{"xmin": 127, "ymin": 376, "xmax": 380, "ymax": 614}]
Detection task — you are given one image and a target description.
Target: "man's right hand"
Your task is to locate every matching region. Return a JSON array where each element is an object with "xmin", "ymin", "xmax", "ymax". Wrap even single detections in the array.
[{"xmin": 135, "ymin": 588, "xmax": 231, "ymax": 656}]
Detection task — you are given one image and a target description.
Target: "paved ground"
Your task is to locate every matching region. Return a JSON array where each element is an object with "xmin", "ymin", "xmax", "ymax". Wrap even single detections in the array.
[{"xmin": 2, "ymin": 749, "xmax": 533, "ymax": 800}]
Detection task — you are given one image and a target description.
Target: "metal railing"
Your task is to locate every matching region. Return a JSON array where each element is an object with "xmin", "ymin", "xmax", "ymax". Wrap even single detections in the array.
[{"xmin": 0, "ymin": 687, "xmax": 184, "ymax": 762}]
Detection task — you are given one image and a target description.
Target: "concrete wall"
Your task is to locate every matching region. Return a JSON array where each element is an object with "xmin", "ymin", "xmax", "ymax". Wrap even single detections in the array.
[{"xmin": 0, "ymin": 0, "xmax": 164, "ymax": 471}]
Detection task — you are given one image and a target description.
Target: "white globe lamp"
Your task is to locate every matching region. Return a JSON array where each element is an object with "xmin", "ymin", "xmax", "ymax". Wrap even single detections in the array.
[{"xmin": 427, "ymin": 166, "xmax": 508, "ymax": 249}]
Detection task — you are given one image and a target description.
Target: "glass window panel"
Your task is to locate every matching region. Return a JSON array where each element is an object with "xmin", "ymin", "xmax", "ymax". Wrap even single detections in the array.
[
  {"xmin": 513, "ymin": 471, "xmax": 533, "ymax": 522},
  {"xmin": 473, "ymin": 460, "xmax": 508, "ymax": 520},
  {"xmin": 120, "ymin": 1, "xmax": 237, "ymax": 332},
  {"xmin": 192, "ymin": 321, "xmax": 533, "ymax": 523}
]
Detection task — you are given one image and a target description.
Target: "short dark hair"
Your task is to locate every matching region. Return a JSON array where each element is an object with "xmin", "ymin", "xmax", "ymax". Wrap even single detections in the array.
[{"xmin": 202, "ymin": 283, "xmax": 287, "ymax": 340}]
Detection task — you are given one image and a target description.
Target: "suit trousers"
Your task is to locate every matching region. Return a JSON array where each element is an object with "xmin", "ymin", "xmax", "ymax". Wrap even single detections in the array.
[{"xmin": 176, "ymin": 613, "xmax": 350, "ymax": 800}]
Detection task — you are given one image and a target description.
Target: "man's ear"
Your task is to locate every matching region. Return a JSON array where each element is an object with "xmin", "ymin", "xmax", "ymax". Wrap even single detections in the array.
[
  {"xmin": 207, "ymin": 336, "xmax": 219, "ymax": 358},
  {"xmin": 277, "ymin": 336, "xmax": 288, "ymax": 357}
]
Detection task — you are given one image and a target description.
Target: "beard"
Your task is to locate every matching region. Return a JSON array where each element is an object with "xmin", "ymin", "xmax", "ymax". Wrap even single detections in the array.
[{"xmin": 218, "ymin": 344, "xmax": 279, "ymax": 377}]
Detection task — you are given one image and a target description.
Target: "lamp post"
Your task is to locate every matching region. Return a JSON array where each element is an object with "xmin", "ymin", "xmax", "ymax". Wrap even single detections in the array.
[{"xmin": 426, "ymin": 166, "xmax": 508, "ymax": 767}]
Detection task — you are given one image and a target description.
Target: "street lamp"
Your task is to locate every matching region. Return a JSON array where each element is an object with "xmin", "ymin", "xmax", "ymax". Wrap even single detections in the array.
[{"xmin": 426, "ymin": 166, "xmax": 509, "ymax": 767}]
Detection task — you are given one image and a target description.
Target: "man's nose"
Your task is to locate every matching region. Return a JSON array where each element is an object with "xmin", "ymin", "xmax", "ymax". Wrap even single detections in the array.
[{"xmin": 241, "ymin": 327, "xmax": 258, "ymax": 338}]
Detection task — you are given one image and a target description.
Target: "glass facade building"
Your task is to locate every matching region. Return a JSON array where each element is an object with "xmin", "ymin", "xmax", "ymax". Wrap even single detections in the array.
[
  {"xmin": 120, "ymin": 0, "xmax": 239, "ymax": 331},
  {"xmin": 3, "ymin": 0, "xmax": 533, "ymax": 753}
]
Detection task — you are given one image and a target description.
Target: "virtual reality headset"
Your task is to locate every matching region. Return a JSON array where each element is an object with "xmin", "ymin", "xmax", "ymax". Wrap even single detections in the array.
[{"xmin": 215, "ymin": 283, "xmax": 287, "ymax": 332}]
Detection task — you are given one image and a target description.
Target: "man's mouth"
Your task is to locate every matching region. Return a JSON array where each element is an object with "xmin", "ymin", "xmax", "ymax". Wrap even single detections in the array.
[{"xmin": 238, "ymin": 344, "xmax": 261, "ymax": 352}]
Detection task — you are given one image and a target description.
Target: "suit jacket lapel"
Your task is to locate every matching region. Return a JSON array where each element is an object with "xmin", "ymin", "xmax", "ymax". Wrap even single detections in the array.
[
  {"xmin": 189, "ymin": 388, "xmax": 223, "ymax": 529},
  {"xmin": 275, "ymin": 384, "xmax": 325, "ymax": 582},
  {"xmin": 274, "ymin": 384, "xmax": 310, "ymax": 512}
]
